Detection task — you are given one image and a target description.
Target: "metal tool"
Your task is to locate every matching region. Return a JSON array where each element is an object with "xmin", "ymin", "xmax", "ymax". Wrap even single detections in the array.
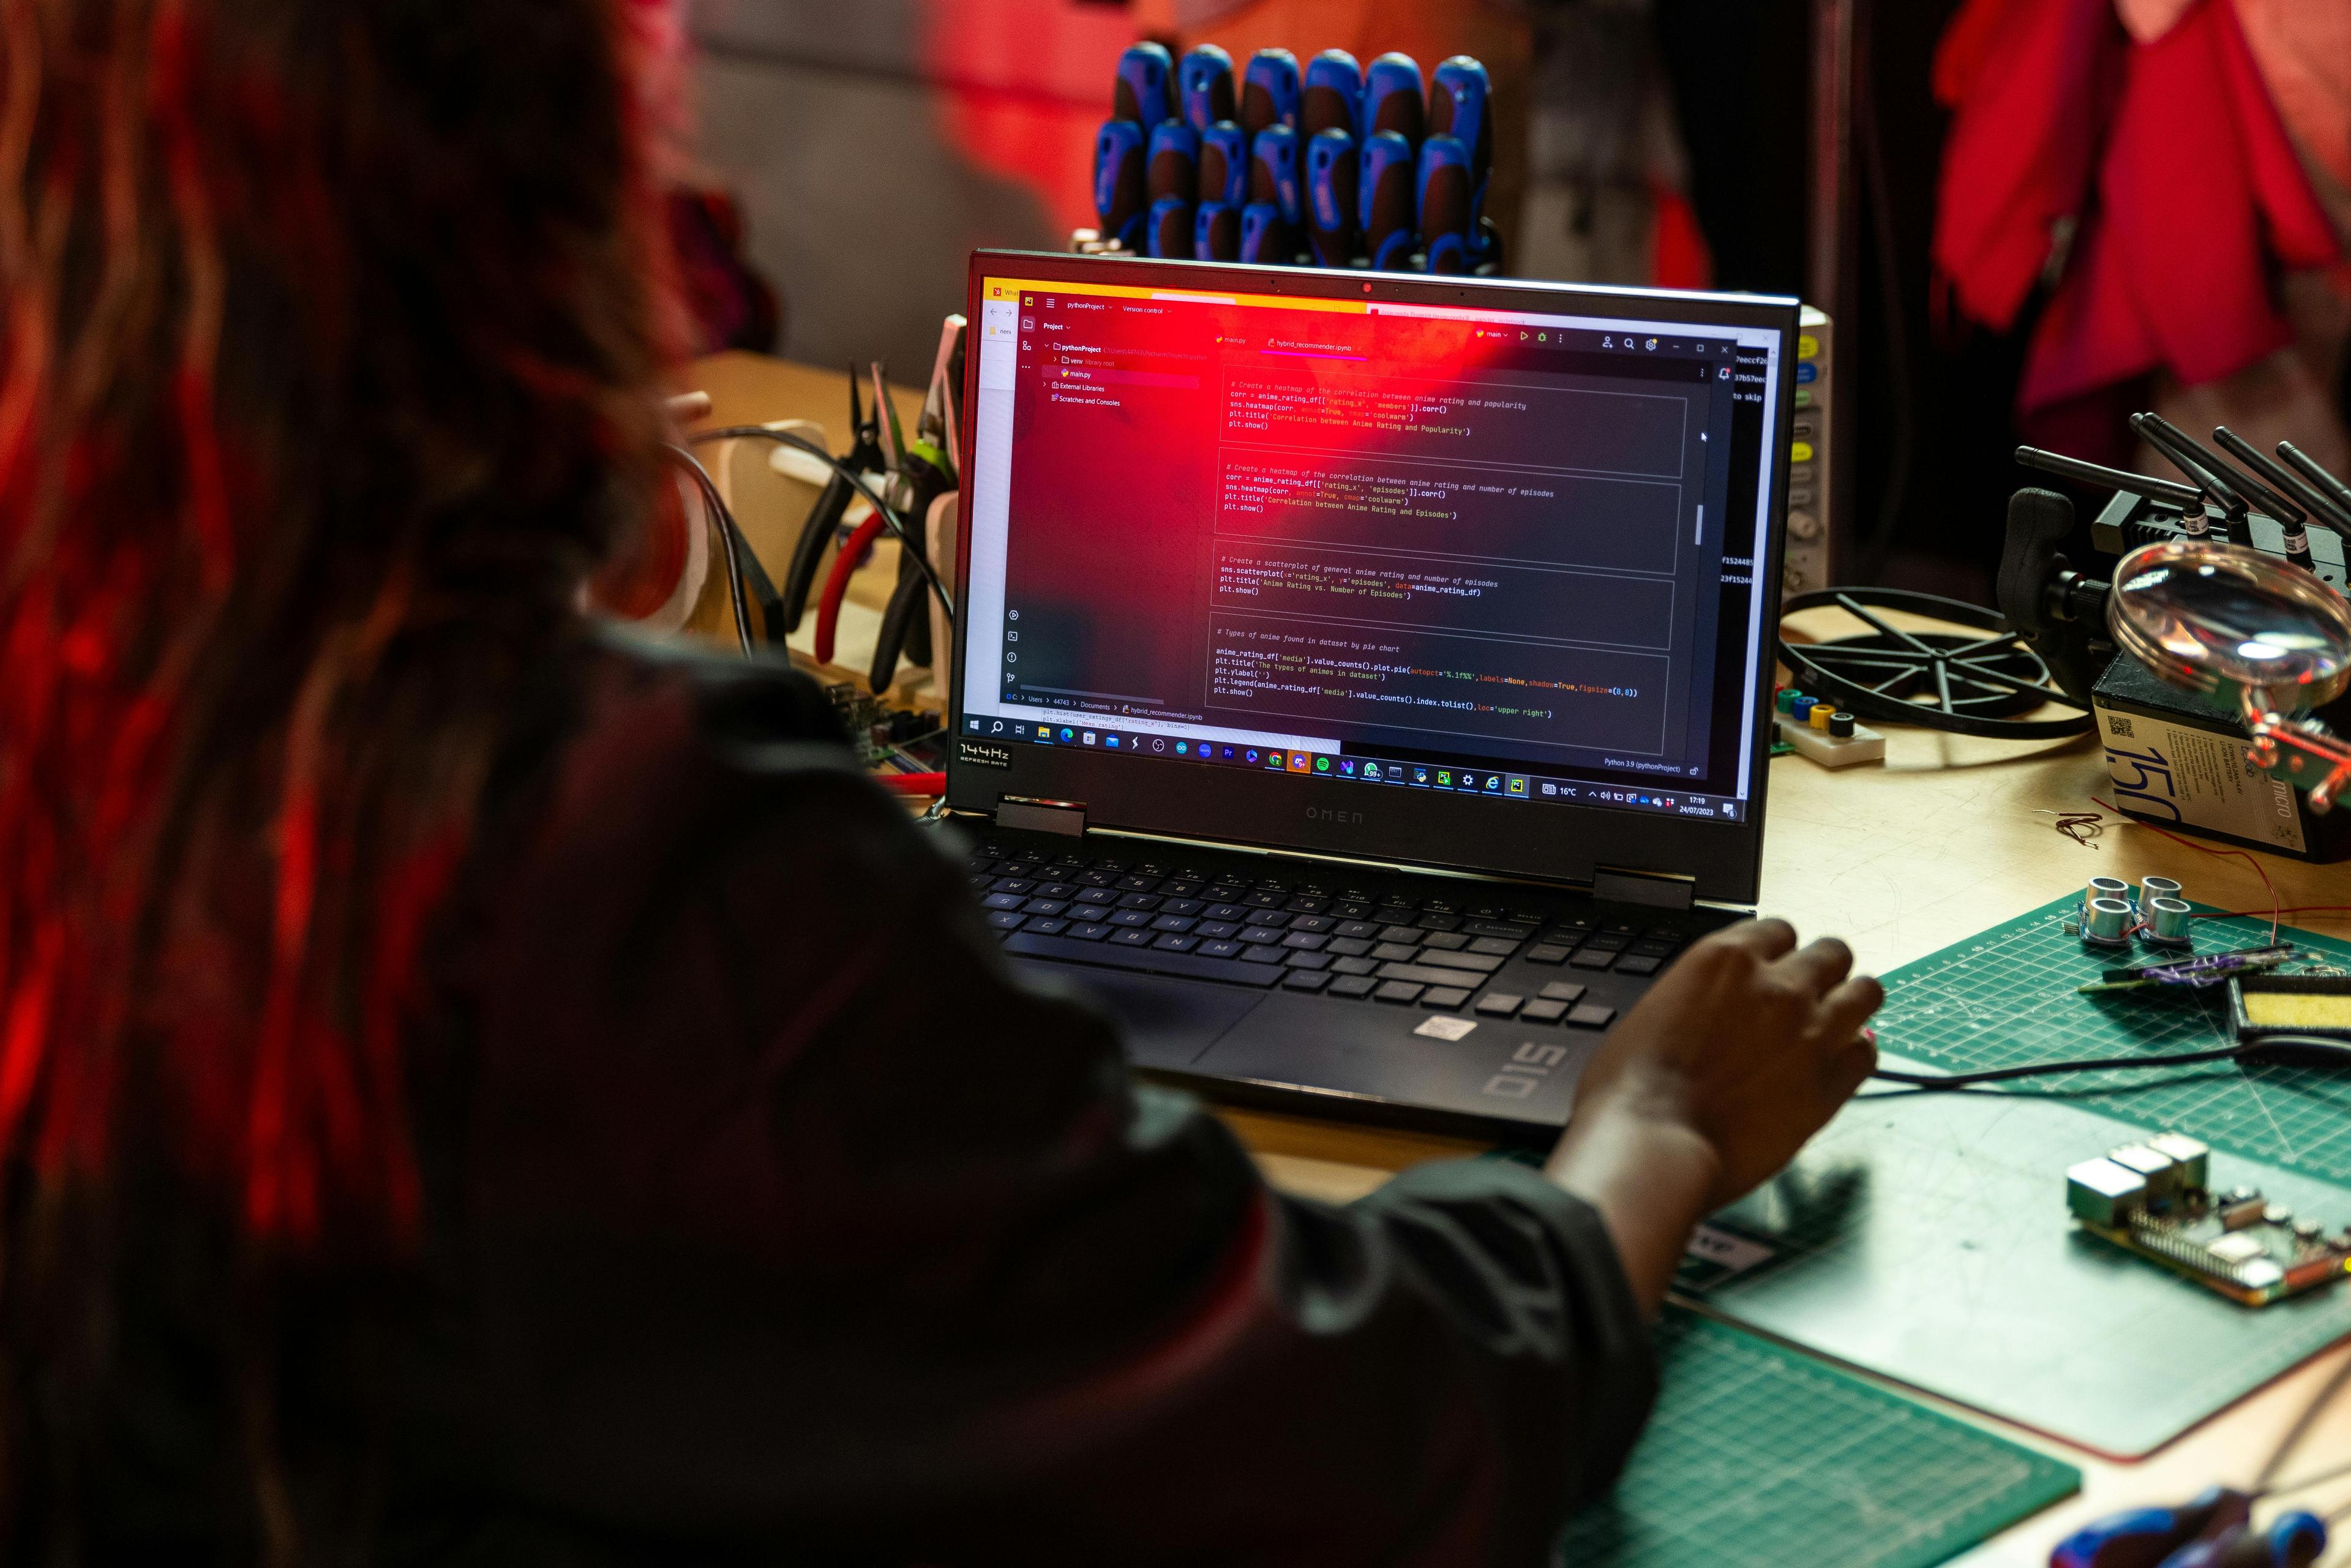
[
  {"xmin": 779, "ymin": 363, "xmax": 887, "ymax": 634},
  {"xmin": 863, "ymin": 342, "xmax": 961, "ymax": 694},
  {"xmin": 1241, "ymin": 48, "xmax": 1300, "ymax": 136},
  {"xmin": 1360, "ymin": 129, "xmax": 1418, "ymax": 271},
  {"xmin": 1177, "ymin": 43, "xmax": 1234, "ymax": 132},
  {"xmin": 1305, "ymin": 127, "xmax": 1358, "ymax": 266},
  {"xmin": 1362, "ymin": 52, "xmax": 1424, "ymax": 146},
  {"xmin": 1249, "ymin": 122, "xmax": 1300, "ymax": 227},
  {"xmin": 1092, "ymin": 121, "xmax": 1147, "ymax": 250},
  {"xmin": 1303, "ymin": 48, "xmax": 1363, "ymax": 138},
  {"xmin": 1417, "ymin": 133, "xmax": 1474, "ymax": 274},
  {"xmin": 1114, "ymin": 41, "xmax": 1174, "ymax": 130},
  {"xmin": 1199, "ymin": 121, "xmax": 1249, "ymax": 208}
]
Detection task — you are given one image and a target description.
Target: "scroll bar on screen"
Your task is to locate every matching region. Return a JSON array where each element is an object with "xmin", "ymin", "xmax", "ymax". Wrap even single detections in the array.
[{"xmin": 1694, "ymin": 504, "xmax": 1703, "ymax": 546}]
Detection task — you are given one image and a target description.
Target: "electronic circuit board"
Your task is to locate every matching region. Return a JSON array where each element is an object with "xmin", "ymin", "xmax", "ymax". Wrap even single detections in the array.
[
  {"xmin": 2068, "ymin": 1133, "xmax": 2351, "ymax": 1307},
  {"xmin": 824, "ymin": 682, "xmax": 942, "ymax": 769}
]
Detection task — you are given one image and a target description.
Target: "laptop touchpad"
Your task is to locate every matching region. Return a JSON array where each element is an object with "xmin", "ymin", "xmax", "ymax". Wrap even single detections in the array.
[
  {"xmin": 1194, "ymin": 994, "xmax": 1590, "ymax": 1130},
  {"xmin": 1007, "ymin": 961, "xmax": 1262, "ymax": 1071}
]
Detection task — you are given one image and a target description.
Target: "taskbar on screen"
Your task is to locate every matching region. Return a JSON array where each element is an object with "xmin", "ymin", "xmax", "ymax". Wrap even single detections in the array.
[{"xmin": 959, "ymin": 713, "xmax": 1744, "ymax": 823}]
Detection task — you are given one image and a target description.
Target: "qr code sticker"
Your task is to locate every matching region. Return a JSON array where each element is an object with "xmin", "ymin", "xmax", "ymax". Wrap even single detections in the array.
[{"xmin": 2106, "ymin": 715, "xmax": 2135, "ymax": 738}]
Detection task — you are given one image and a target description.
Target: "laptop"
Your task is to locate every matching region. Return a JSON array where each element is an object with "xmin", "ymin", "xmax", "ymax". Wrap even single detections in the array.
[{"xmin": 938, "ymin": 250, "xmax": 1799, "ymax": 1141}]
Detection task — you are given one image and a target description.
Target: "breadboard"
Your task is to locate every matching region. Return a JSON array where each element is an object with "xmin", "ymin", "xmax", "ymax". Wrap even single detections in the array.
[
  {"xmin": 1873, "ymin": 896, "xmax": 2351, "ymax": 1187},
  {"xmin": 1557, "ymin": 1311, "xmax": 2077, "ymax": 1567}
]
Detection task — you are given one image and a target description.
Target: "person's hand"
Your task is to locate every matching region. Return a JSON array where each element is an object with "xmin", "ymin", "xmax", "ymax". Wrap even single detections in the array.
[
  {"xmin": 1573, "ymin": 918, "xmax": 1882, "ymax": 1208},
  {"xmin": 1542, "ymin": 920, "xmax": 1881, "ymax": 1310}
]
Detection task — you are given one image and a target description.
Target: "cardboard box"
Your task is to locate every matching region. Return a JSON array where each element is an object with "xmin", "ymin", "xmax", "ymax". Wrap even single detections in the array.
[{"xmin": 2092, "ymin": 657, "xmax": 2351, "ymax": 861}]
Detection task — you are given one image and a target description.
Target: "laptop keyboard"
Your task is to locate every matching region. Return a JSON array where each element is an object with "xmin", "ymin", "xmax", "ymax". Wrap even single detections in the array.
[{"xmin": 964, "ymin": 835, "xmax": 1699, "ymax": 1029}]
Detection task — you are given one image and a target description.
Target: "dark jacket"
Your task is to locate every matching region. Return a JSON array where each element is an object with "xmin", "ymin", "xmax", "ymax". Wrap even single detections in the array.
[{"xmin": 95, "ymin": 639, "xmax": 1659, "ymax": 1566}]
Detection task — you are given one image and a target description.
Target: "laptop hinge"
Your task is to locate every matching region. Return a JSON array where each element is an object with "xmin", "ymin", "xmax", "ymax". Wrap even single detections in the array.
[
  {"xmin": 994, "ymin": 797, "xmax": 1088, "ymax": 837},
  {"xmin": 1593, "ymin": 866, "xmax": 1697, "ymax": 911}
]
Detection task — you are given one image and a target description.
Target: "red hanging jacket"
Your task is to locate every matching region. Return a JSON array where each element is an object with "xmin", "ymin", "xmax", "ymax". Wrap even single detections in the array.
[{"xmin": 1932, "ymin": 0, "xmax": 2339, "ymax": 419}]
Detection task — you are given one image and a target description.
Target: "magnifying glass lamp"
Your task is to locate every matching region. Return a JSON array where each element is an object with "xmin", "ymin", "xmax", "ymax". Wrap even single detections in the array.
[{"xmin": 2108, "ymin": 539, "xmax": 2351, "ymax": 812}]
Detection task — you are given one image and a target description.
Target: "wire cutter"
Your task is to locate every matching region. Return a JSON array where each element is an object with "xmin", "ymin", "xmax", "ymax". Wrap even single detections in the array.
[
  {"xmin": 779, "ymin": 363, "xmax": 888, "ymax": 637},
  {"xmin": 812, "ymin": 359, "xmax": 953, "ymax": 691}
]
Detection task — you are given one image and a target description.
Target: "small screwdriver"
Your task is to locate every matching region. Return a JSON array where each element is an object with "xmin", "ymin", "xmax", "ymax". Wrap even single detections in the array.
[
  {"xmin": 1241, "ymin": 48, "xmax": 1300, "ymax": 137},
  {"xmin": 1362, "ymin": 52, "xmax": 1425, "ymax": 148},
  {"xmin": 1306, "ymin": 127, "xmax": 1359, "ymax": 266},
  {"xmin": 1199, "ymin": 121, "xmax": 1249, "ymax": 209},
  {"xmin": 1360, "ymin": 129, "xmax": 1417, "ymax": 271},
  {"xmin": 1178, "ymin": 44, "xmax": 1235, "ymax": 133},
  {"xmin": 1303, "ymin": 49, "xmax": 1363, "ymax": 138},
  {"xmin": 1114, "ymin": 42, "xmax": 1173, "ymax": 130},
  {"xmin": 1092, "ymin": 121, "xmax": 1147, "ymax": 249}
]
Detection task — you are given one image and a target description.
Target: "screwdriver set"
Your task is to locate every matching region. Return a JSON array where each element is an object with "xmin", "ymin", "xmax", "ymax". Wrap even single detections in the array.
[{"xmin": 1081, "ymin": 43, "xmax": 1502, "ymax": 276}]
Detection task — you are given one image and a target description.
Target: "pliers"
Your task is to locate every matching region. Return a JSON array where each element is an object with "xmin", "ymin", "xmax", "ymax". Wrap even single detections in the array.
[{"xmin": 779, "ymin": 363, "xmax": 888, "ymax": 638}]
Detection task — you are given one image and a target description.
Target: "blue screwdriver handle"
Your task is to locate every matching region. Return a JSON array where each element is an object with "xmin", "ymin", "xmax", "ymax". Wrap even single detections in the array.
[
  {"xmin": 1417, "ymin": 133, "xmax": 1474, "ymax": 274},
  {"xmin": 1360, "ymin": 129, "xmax": 1417, "ymax": 271},
  {"xmin": 1303, "ymin": 49, "xmax": 1363, "ymax": 138},
  {"xmin": 1194, "ymin": 201, "xmax": 1239, "ymax": 263},
  {"xmin": 2053, "ymin": 1490, "xmax": 2254, "ymax": 1568},
  {"xmin": 1238, "ymin": 201, "xmax": 1286, "ymax": 266},
  {"xmin": 1146, "ymin": 196, "xmax": 1194, "ymax": 260},
  {"xmin": 1114, "ymin": 42, "xmax": 1173, "ymax": 130},
  {"xmin": 1178, "ymin": 45, "xmax": 1234, "ymax": 133},
  {"xmin": 1430, "ymin": 55, "xmax": 1493, "ymax": 263},
  {"xmin": 1241, "ymin": 48, "xmax": 1300, "ymax": 137},
  {"xmin": 1429, "ymin": 56, "xmax": 1492, "ymax": 179},
  {"xmin": 1250, "ymin": 124, "xmax": 1301, "ymax": 227},
  {"xmin": 1306, "ymin": 127, "xmax": 1358, "ymax": 266},
  {"xmin": 1199, "ymin": 121, "xmax": 1249, "ymax": 209},
  {"xmin": 1093, "ymin": 120, "xmax": 1147, "ymax": 249},
  {"xmin": 1146, "ymin": 120, "xmax": 1200, "ymax": 205},
  {"xmin": 1362, "ymin": 51, "xmax": 1424, "ymax": 148}
]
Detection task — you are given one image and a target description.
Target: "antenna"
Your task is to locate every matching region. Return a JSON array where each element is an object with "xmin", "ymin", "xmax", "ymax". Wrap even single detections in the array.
[
  {"xmin": 2214, "ymin": 427, "xmax": 2350, "ymax": 541},
  {"xmin": 2134, "ymin": 413, "xmax": 2246, "ymax": 537},
  {"xmin": 2015, "ymin": 446, "xmax": 2202, "ymax": 509},
  {"xmin": 2279, "ymin": 441, "xmax": 2351, "ymax": 519}
]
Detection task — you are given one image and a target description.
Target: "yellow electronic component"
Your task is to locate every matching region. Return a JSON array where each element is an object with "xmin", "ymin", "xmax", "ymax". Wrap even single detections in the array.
[{"xmin": 2243, "ymin": 993, "xmax": 2351, "ymax": 1029}]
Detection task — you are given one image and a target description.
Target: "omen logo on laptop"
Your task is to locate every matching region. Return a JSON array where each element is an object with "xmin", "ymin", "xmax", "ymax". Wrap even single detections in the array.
[{"xmin": 933, "ymin": 252, "xmax": 1800, "ymax": 1139}]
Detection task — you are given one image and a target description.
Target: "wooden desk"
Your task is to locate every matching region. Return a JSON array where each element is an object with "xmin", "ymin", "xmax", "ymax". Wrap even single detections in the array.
[{"xmin": 686, "ymin": 351, "xmax": 2351, "ymax": 1564}]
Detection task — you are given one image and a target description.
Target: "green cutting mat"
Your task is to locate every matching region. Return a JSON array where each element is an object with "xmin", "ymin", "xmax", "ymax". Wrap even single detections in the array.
[
  {"xmin": 1679, "ymin": 898, "xmax": 2351, "ymax": 1456},
  {"xmin": 1873, "ymin": 895, "xmax": 2351, "ymax": 1185},
  {"xmin": 1558, "ymin": 1311, "xmax": 2079, "ymax": 1567}
]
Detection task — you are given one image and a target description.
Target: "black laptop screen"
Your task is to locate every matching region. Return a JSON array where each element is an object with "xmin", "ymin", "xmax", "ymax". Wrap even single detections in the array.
[{"xmin": 956, "ymin": 270, "xmax": 1786, "ymax": 823}]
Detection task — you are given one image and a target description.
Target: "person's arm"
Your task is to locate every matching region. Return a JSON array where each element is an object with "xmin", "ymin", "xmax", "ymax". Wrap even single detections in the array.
[{"xmin": 1548, "ymin": 921, "xmax": 1883, "ymax": 1310}]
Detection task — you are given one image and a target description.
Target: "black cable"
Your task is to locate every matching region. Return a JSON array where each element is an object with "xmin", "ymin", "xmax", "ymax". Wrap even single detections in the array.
[
  {"xmin": 662, "ymin": 444, "xmax": 755, "ymax": 655},
  {"xmin": 688, "ymin": 424, "xmax": 956, "ymax": 628},
  {"xmin": 1871, "ymin": 1035, "xmax": 2350, "ymax": 1089},
  {"xmin": 1872, "ymin": 1045, "xmax": 2246, "ymax": 1087}
]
